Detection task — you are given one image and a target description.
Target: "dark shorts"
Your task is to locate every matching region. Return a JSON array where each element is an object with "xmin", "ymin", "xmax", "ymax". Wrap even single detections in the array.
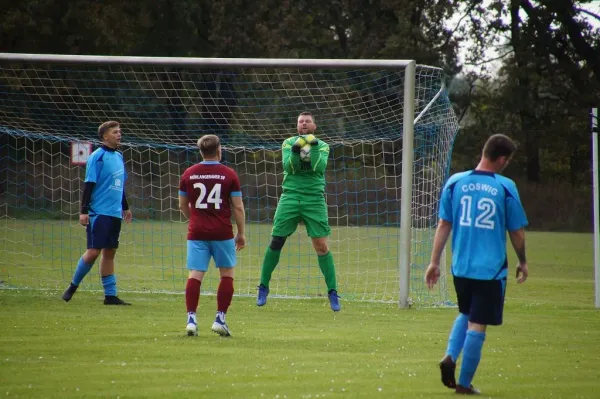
[
  {"xmin": 453, "ymin": 276, "xmax": 507, "ymax": 326},
  {"xmin": 87, "ymin": 215, "xmax": 122, "ymax": 249}
]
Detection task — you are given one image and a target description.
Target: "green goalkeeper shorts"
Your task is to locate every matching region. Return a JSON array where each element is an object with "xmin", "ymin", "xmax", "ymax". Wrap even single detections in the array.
[{"xmin": 271, "ymin": 193, "xmax": 331, "ymax": 238}]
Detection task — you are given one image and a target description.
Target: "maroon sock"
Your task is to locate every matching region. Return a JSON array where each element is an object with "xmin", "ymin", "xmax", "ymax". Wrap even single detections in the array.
[
  {"xmin": 185, "ymin": 278, "xmax": 201, "ymax": 313},
  {"xmin": 217, "ymin": 276, "xmax": 234, "ymax": 313}
]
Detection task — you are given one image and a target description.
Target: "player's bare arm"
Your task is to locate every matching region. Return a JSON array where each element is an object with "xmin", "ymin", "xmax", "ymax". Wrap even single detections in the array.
[
  {"xmin": 179, "ymin": 194, "xmax": 190, "ymax": 219},
  {"xmin": 509, "ymin": 228, "xmax": 528, "ymax": 283},
  {"xmin": 425, "ymin": 218, "xmax": 452, "ymax": 289},
  {"xmin": 231, "ymin": 196, "xmax": 246, "ymax": 251}
]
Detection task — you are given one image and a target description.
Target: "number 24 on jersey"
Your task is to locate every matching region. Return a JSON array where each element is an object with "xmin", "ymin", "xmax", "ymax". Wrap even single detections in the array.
[{"xmin": 193, "ymin": 183, "xmax": 223, "ymax": 209}]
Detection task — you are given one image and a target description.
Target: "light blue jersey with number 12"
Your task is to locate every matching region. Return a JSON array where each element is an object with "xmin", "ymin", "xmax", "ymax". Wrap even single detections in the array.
[{"xmin": 439, "ymin": 170, "xmax": 528, "ymax": 280}]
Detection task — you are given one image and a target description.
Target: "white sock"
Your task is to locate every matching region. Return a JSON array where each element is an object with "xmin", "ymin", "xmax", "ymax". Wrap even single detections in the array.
[{"xmin": 216, "ymin": 311, "xmax": 226, "ymax": 322}]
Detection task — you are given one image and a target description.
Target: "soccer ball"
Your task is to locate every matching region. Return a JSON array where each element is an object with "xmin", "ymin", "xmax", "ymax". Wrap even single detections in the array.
[{"xmin": 300, "ymin": 144, "xmax": 311, "ymax": 162}]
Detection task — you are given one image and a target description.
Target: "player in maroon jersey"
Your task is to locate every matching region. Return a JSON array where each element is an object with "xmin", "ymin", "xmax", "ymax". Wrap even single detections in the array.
[{"xmin": 178, "ymin": 135, "xmax": 246, "ymax": 337}]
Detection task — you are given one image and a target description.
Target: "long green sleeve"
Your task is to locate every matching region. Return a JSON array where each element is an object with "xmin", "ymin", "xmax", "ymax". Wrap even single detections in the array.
[
  {"xmin": 282, "ymin": 137, "xmax": 302, "ymax": 174},
  {"xmin": 309, "ymin": 141, "xmax": 329, "ymax": 174}
]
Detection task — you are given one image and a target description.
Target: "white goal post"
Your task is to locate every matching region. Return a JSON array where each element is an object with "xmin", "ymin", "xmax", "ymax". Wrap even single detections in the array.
[
  {"xmin": 592, "ymin": 108, "xmax": 600, "ymax": 309},
  {"xmin": 0, "ymin": 53, "xmax": 458, "ymax": 307}
]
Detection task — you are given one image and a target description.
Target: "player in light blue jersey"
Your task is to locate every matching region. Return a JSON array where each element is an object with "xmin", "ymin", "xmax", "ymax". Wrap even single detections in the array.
[
  {"xmin": 425, "ymin": 134, "xmax": 529, "ymax": 395},
  {"xmin": 62, "ymin": 121, "xmax": 133, "ymax": 305}
]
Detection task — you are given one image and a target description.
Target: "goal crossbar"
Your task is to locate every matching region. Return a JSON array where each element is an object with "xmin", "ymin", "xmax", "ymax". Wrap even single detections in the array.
[{"xmin": 0, "ymin": 53, "xmax": 413, "ymax": 69}]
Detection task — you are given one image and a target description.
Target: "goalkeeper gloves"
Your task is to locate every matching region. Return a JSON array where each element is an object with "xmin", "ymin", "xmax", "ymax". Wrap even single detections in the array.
[
  {"xmin": 292, "ymin": 137, "xmax": 306, "ymax": 153},
  {"xmin": 305, "ymin": 134, "xmax": 318, "ymax": 146}
]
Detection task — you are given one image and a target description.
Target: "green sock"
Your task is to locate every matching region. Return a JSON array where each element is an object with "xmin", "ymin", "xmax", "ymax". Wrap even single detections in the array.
[
  {"xmin": 318, "ymin": 251, "xmax": 337, "ymax": 292},
  {"xmin": 260, "ymin": 247, "xmax": 281, "ymax": 288}
]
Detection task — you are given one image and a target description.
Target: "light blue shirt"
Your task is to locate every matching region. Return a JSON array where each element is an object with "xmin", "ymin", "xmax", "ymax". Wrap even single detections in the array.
[
  {"xmin": 439, "ymin": 170, "xmax": 528, "ymax": 280},
  {"xmin": 85, "ymin": 147, "xmax": 127, "ymax": 218}
]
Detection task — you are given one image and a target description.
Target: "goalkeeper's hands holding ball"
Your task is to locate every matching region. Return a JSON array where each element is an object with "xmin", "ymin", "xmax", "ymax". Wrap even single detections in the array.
[
  {"xmin": 305, "ymin": 134, "xmax": 318, "ymax": 146},
  {"xmin": 292, "ymin": 136, "xmax": 307, "ymax": 154},
  {"xmin": 292, "ymin": 134, "xmax": 318, "ymax": 155}
]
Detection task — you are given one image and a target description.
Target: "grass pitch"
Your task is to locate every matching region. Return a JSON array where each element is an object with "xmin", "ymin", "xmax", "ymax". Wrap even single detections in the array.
[
  {"xmin": 1, "ymin": 231, "xmax": 600, "ymax": 398},
  {"xmin": 0, "ymin": 220, "xmax": 448, "ymax": 303}
]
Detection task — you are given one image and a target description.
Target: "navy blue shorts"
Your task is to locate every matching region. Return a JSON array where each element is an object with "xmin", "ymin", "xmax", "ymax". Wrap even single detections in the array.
[
  {"xmin": 87, "ymin": 215, "xmax": 122, "ymax": 249},
  {"xmin": 453, "ymin": 276, "xmax": 506, "ymax": 326}
]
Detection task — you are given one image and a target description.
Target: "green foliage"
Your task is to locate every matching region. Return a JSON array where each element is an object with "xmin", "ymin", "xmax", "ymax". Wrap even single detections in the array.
[
  {"xmin": 4, "ymin": 0, "xmax": 600, "ymax": 229},
  {"xmin": 450, "ymin": 0, "xmax": 600, "ymax": 185}
]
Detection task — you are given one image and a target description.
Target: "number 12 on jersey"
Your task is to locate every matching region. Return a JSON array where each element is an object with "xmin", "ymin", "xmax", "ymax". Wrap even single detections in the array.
[
  {"xmin": 459, "ymin": 195, "xmax": 496, "ymax": 229},
  {"xmin": 193, "ymin": 182, "xmax": 223, "ymax": 209}
]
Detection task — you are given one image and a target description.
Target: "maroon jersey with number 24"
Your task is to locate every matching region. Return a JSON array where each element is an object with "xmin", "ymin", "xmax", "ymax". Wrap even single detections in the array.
[{"xmin": 179, "ymin": 161, "xmax": 242, "ymax": 241}]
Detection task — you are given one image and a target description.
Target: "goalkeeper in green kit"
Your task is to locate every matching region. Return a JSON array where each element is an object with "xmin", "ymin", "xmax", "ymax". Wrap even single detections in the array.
[{"xmin": 256, "ymin": 112, "xmax": 340, "ymax": 311}]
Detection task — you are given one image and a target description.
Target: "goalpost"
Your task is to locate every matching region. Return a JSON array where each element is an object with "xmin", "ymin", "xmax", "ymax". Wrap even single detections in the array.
[
  {"xmin": 0, "ymin": 53, "xmax": 459, "ymax": 307},
  {"xmin": 592, "ymin": 108, "xmax": 600, "ymax": 309}
]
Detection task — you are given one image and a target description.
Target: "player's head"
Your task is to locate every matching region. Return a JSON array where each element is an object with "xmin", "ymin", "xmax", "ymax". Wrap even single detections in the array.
[
  {"xmin": 197, "ymin": 134, "xmax": 221, "ymax": 161},
  {"xmin": 98, "ymin": 121, "xmax": 121, "ymax": 148},
  {"xmin": 482, "ymin": 134, "xmax": 517, "ymax": 172},
  {"xmin": 297, "ymin": 112, "xmax": 317, "ymax": 135}
]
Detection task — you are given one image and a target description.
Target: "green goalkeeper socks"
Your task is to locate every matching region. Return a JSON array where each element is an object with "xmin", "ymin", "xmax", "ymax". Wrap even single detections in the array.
[
  {"xmin": 260, "ymin": 247, "xmax": 281, "ymax": 288},
  {"xmin": 261, "ymin": 248, "xmax": 337, "ymax": 292},
  {"xmin": 318, "ymin": 251, "xmax": 337, "ymax": 292}
]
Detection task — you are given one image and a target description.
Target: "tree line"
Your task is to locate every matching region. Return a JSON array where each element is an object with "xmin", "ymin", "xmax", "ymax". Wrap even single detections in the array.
[{"xmin": 2, "ymin": 0, "xmax": 600, "ymax": 230}]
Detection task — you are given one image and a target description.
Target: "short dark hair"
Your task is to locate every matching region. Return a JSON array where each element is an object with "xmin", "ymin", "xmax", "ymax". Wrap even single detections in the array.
[
  {"xmin": 197, "ymin": 135, "xmax": 221, "ymax": 158},
  {"xmin": 298, "ymin": 111, "xmax": 315, "ymax": 121},
  {"xmin": 482, "ymin": 134, "xmax": 517, "ymax": 162},
  {"xmin": 98, "ymin": 121, "xmax": 120, "ymax": 140}
]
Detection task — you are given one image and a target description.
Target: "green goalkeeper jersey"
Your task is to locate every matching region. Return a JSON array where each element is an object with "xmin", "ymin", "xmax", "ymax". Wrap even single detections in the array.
[{"xmin": 281, "ymin": 136, "xmax": 330, "ymax": 198}]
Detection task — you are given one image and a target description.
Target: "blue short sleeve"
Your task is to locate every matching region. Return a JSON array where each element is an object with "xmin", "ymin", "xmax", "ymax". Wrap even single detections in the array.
[
  {"xmin": 500, "ymin": 178, "xmax": 528, "ymax": 231},
  {"xmin": 439, "ymin": 184, "xmax": 453, "ymax": 222},
  {"xmin": 84, "ymin": 152, "xmax": 99, "ymax": 183},
  {"xmin": 117, "ymin": 153, "xmax": 127, "ymax": 182},
  {"xmin": 506, "ymin": 196, "xmax": 528, "ymax": 231}
]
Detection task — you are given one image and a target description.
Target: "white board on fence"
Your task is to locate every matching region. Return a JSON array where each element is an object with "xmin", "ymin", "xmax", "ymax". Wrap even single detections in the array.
[{"xmin": 71, "ymin": 142, "xmax": 92, "ymax": 165}]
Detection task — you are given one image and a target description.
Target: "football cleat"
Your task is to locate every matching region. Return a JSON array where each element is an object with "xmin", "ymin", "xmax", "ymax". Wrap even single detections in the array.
[
  {"xmin": 103, "ymin": 295, "xmax": 132, "ymax": 305},
  {"xmin": 439, "ymin": 355, "xmax": 457, "ymax": 388},
  {"xmin": 256, "ymin": 285, "xmax": 269, "ymax": 307},
  {"xmin": 455, "ymin": 384, "xmax": 480, "ymax": 395},
  {"xmin": 62, "ymin": 283, "xmax": 78, "ymax": 302},
  {"xmin": 211, "ymin": 313, "xmax": 231, "ymax": 337},
  {"xmin": 186, "ymin": 318, "xmax": 198, "ymax": 337},
  {"xmin": 328, "ymin": 289, "xmax": 341, "ymax": 312}
]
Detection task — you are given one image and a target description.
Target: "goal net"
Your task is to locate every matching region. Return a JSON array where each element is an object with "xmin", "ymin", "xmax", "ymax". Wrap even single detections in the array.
[{"xmin": 0, "ymin": 55, "xmax": 458, "ymax": 305}]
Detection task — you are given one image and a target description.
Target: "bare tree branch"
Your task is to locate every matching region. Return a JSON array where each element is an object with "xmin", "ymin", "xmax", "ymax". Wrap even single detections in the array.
[
  {"xmin": 465, "ymin": 50, "xmax": 514, "ymax": 66},
  {"xmin": 519, "ymin": 0, "xmax": 590, "ymax": 94},
  {"xmin": 457, "ymin": 83, "xmax": 475, "ymax": 125},
  {"xmin": 575, "ymin": 7, "xmax": 600, "ymax": 22},
  {"xmin": 540, "ymin": 0, "xmax": 600, "ymax": 82},
  {"xmin": 435, "ymin": 1, "xmax": 481, "ymax": 51}
]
